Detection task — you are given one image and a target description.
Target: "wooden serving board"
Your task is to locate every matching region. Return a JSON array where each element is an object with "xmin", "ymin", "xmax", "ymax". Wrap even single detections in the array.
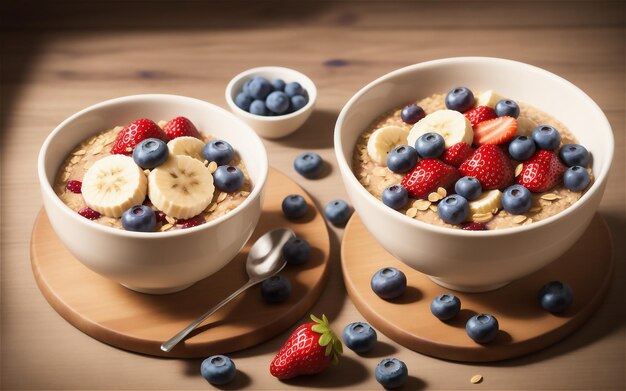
[
  {"xmin": 31, "ymin": 168, "xmax": 330, "ymax": 358},
  {"xmin": 341, "ymin": 214, "xmax": 614, "ymax": 362}
]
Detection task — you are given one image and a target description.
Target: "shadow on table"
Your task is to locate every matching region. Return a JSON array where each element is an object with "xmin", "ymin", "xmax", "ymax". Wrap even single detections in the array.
[{"xmin": 271, "ymin": 109, "xmax": 340, "ymax": 150}]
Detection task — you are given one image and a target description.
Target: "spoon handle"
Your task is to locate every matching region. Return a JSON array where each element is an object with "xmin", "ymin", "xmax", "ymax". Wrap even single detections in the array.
[{"xmin": 161, "ymin": 280, "xmax": 256, "ymax": 352}]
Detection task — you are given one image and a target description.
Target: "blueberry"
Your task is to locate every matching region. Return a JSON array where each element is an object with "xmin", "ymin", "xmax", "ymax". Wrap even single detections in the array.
[
  {"xmin": 563, "ymin": 166, "xmax": 590, "ymax": 191},
  {"xmin": 495, "ymin": 99, "xmax": 520, "ymax": 118},
  {"xmin": 445, "ymin": 86, "xmax": 475, "ymax": 112},
  {"xmin": 387, "ymin": 145, "xmax": 418, "ymax": 173},
  {"xmin": 213, "ymin": 165, "xmax": 244, "ymax": 192},
  {"xmin": 437, "ymin": 195, "xmax": 469, "ymax": 225},
  {"xmin": 343, "ymin": 322, "xmax": 377, "ymax": 354},
  {"xmin": 371, "ymin": 267, "xmax": 406, "ymax": 299},
  {"xmin": 508, "ymin": 135, "xmax": 536, "ymax": 161},
  {"xmin": 202, "ymin": 139, "xmax": 234, "ymax": 165},
  {"xmin": 400, "ymin": 104, "xmax": 426, "ymax": 124},
  {"xmin": 324, "ymin": 199, "xmax": 352, "ymax": 226},
  {"xmin": 249, "ymin": 99, "xmax": 268, "ymax": 116},
  {"xmin": 532, "ymin": 125, "xmax": 561, "ymax": 150},
  {"xmin": 294, "ymin": 152, "xmax": 324, "ymax": 178},
  {"xmin": 247, "ymin": 76, "xmax": 272, "ymax": 100},
  {"xmin": 121, "ymin": 205, "xmax": 157, "ymax": 232},
  {"xmin": 466, "ymin": 314, "xmax": 499, "ymax": 344},
  {"xmin": 375, "ymin": 358, "xmax": 408, "ymax": 389},
  {"xmin": 235, "ymin": 92, "xmax": 253, "ymax": 111},
  {"xmin": 282, "ymin": 236, "xmax": 312, "ymax": 265},
  {"xmin": 200, "ymin": 355, "xmax": 236, "ymax": 385},
  {"xmin": 559, "ymin": 144, "xmax": 590, "ymax": 167},
  {"xmin": 502, "ymin": 184, "xmax": 532, "ymax": 214},
  {"xmin": 261, "ymin": 275, "xmax": 292, "ymax": 303},
  {"xmin": 382, "ymin": 184, "xmax": 409, "ymax": 210},
  {"xmin": 539, "ymin": 281, "xmax": 574, "ymax": 313},
  {"xmin": 281, "ymin": 194, "xmax": 308, "ymax": 219},
  {"xmin": 454, "ymin": 176, "xmax": 482, "ymax": 201},
  {"xmin": 290, "ymin": 95, "xmax": 308, "ymax": 112},
  {"xmin": 430, "ymin": 294, "xmax": 461, "ymax": 321},
  {"xmin": 415, "ymin": 132, "xmax": 445, "ymax": 159},
  {"xmin": 284, "ymin": 81, "xmax": 304, "ymax": 97},
  {"xmin": 272, "ymin": 78, "xmax": 286, "ymax": 91},
  {"xmin": 265, "ymin": 91, "xmax": 290, "ymax": 114},
  {"xmin": 132, "ymin": 138, "xmax": 168, "ymax": 169},
  {"xmin": 242, "ymin": 79, "xmax": 252, "ymax": 95}
]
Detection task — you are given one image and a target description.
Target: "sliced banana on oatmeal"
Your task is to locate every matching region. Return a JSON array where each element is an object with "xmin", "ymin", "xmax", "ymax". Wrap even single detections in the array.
[
  {"xmin": 167, "ymin": 136, "xmax": 205, "ymax": 161},
  {"xmin": 148, "ymin": 155, "xmax": 214, "ymax": 219},
  {"xmin": 468, "ymin": 189, "xmax": 503, "ymax": 219},
  {"xmin": 516, "ymin": 116, "xmax": 538, "ymax": 137},
  {"xmin": 367, "ymin": 125, "xmax": 410, "ymax": 166},
  {"xmin": 475, "ymin": 90, "xmax": 505, "ymax": 108},
  {"xmin": 408, "ymin": 109, "xmax": 473, "ymax": 149},
  {"xmin": 81, "ymin": 155, "xmax": 148, "ymax": 218}
]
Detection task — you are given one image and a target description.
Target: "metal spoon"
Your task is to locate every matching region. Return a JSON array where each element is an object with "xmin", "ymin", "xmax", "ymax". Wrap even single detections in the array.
[{"xmin": 160, "ymin": 228, "xmax": 295, "ymax": 353}]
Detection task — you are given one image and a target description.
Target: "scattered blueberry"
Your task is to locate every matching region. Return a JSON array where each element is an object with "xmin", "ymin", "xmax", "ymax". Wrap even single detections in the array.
[
  {"xmin": 294, "ymin": 152, "xmax": 324, "ymax": 178},
  {"xmin": 132, "ymin": 138, "xmax": 168, "ymax": 169},
  {"xmin": 445, "ymin": 86, "xmax": 475, "ymax": 112},
  {"xmin": 437, "ymin": 195, "xmax": 469, "ymax": 225},
  {"xmin": 121, "ymin": 205, "xmax": 157, "ymax": 232},
  {"xmin": 324, "ymin": 199, "xmax": 352, "ymax": 226},
  {"xmin": 281, "ymin": 194, "xmax": 308, "ymax": 219},
  {"xmin": 415, "ymin": 132, "xmax": 445, "ymax": 159},
  {"xmin": 200, "ymin": 355, "xmax": 236, "ymax": 385},
  {"xmin": 266, "ymin": 91, "xmax": 290, "ymax": 114},
  {"xmin": 290, "ymin": 95, "xmax": 308, "ymax": 112},
  {"xmin": 248, "ymin": 76, "xmax": 272, "ymax": 100},
  {"xmin": 375, "ymin": 358, "xmax": 408, "ymax": 389},
  {"xmin": 284, "ymin": 81, "xmax": 304, "ymax": 97},
  {"xmin": 563, "ymin": 166, "xmax": 590, "ymax": 192},
  {"xmin": 213, "ymin": 165, "xmax": 244, "ymax": 192},
  {"xmin": 261, "ymin": 275, "xmax": 292, "ymax": 303},
  {"xmin": 272, "ymin": 78, "xmax": 286, "ymax": 92},
  {"xmin": 559, "ymin": 144, "xmax": 590, "ymax": 167},
  {"xmin": 400, "ymin": 104, "xmax": 426, "ymax": 124},
  {"xmin": 202, "ymin": 139, "xmax": 234, "ymax": 166},
  {"xmin": 508, "ymin": 135, "xmax": 536, "ymax": 161},
  {"xmin": 382, "ymin": 184, "xmax": 409, "ymax": 210},
  {"xmin": 371, "ymin": 267, "xmax": 407, "ymax": 299},
  {"xmin": 249, "ymin": 99, "xmax": 268, "ymax": 116},
  {"xmin": 282, "ymin": 236, "xmax": 312, "ymax": 265},
  {"xmin": 343, "ymin": 322, "xmax": 377, "ymax": 354},
  {"xmin": 454, "ymin": 176, "xmax": 482, "ymax": 201},
  {"xmin": 430, "ymin": 294, "xmax": 461, "ymax": 321},
  {"xmin": 502, "ymin": 184, "xmax": 532, "ymax": 214},
  {"xmin": 532, "ymin": 125, "xmax": 561, "ymax": 150},
  {"xmin": 494, "ymin": 99, "xmax": 520, "ymax": 118},
  {"xmin": 235, "ymin": 92, "xmax": 254, "ymax": 111},
  {"xmin": 466, "ymin": 314, "xmax": 499, "ymax": 344},
  {"xmin": 539, "ymin": 281, "xmax": 574, "ymax": 313},
  {"xmin": 387, "ymin": 145, "xmax": 418, "ymax": 173}
]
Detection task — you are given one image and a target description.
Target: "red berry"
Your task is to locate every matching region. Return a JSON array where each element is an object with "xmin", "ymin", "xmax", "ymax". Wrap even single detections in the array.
[
  {"xmin": 155, "ymin": 211, "xmax": 169, "ymax": 224},
  {"xmin": 442, "ymin": 142, "xmax": 475, "ymax": 167},
  {"xmin": 464, "ymin": 105, "xmax": 497, "ymax": 127},
  {"xmin": 110, "ymin": 118, "xmax": 169, "ymax": 155},
  {"xmin": 459, "ymin": 145, "xmax": 514, "ymax": 190},
  {"xmin": 66, "ymin": 180, "xmax": 82, "ymax": 194},
  {"xmin": 177, "ymin": 215, "xmax": 204, "ymax": 229},
  {"xmin": 78, "ymin": 207, "xmax": 101, "ymax": 220},
  {"xmin": 462, "ymin": 222, "xmax": 488, "ymax": 231},
  {"xmin": 473, "ymin": 116, "xmax": 518, "ymax": 146},
  {"xmin": 401, "ymin": 159, "xmax": 460, "ymax": 199},
  {"xmin": 163, "ymin": 116, "xmax": 201, "ymax": 140},
  {"xmin": 517, "ymin": 150, "xmax": 566, "ymax": 192}
]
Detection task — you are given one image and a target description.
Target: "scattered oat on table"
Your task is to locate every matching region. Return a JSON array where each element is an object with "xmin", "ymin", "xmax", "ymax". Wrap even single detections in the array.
[{"xmin": 470, "ymin": 374, "xmax": 483, "ymax": 384}]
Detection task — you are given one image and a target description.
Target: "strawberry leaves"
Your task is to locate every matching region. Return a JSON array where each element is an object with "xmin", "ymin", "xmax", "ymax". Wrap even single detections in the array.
[{"xmin": 310, "ymin": 314, "xmax": 342, "ymax": 365}]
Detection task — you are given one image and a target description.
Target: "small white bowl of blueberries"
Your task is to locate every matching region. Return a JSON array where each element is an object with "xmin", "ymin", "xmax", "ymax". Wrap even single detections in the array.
[{"xmin": 225, "ymin": 66, "xmax": 317, "ymax": 139}]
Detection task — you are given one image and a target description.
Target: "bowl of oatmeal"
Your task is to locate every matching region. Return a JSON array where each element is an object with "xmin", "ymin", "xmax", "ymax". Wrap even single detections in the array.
[
  {"xmin": 38, "ymin": 94, "xmax": 268, "ymax": 294},
  {"xmin": 334, "ymin": 57, "xmax": 613, "ymax": 292}
]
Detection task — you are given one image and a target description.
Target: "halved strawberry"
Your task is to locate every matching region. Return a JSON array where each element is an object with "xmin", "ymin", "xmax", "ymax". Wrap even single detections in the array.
[
  {"xmin": 110, "ymin": 118, "xmax": 169, "ymax": 155},
  {"xmin": 464, "ymin": 105, "xmax": 497, "ymax": 127},
  {"xmin": 459, "ymin": 145, "xmax": 514, "ymax": 190},
  {"xmin": 401, "ymin": 159, "xmax": 460, "ymax": 199},
  {"xmin": 442, "ymin": 142, "xmax": 475, "ymax": 167},
  {"xmin": 473, "ymin": 116, "xmax": 517, "ymax": 146},
  {"xmin": 517, "ymin": 150, "xmax": 566, "ymax": 192},
  {"xmin": 163, "ymin": 116, "xmax": 201, "ymax": 140}
]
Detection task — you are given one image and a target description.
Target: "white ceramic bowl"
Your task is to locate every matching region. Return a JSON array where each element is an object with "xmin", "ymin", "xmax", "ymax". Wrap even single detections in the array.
[
  {"xmin": 38, "ymin": 94, "xmax": 268, "ymax": 294},
  {"xmin": 335, "ymin": 57, "xmax": 614, "ymax": 292},
  {"xmin": 225, "ymin": 66, "xmax": 317, "ymax": 139}
]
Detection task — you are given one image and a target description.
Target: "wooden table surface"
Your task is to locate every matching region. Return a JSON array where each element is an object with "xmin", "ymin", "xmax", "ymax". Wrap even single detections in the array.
[{"xmin": 1, "ymin": 1, "xmax": 624, "ymax": 390}]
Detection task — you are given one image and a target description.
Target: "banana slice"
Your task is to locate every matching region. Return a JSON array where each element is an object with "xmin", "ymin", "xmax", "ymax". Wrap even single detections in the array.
[
  {"xmin": 167, "ymin": 136, "xmax": 206, "ymax": 161},
  {"xmin": 367, "ymin": 125, "xmax": 410, "ymax": 166},
  {"xmin": 516, "ymin": 116, "xmax": 538, "ymax": 137},
  {"xmin": 82, "ymin": 155, "xmax": 148, "ymax": 218},
  {"xmin": 468, "ymin": 189, "xmax": 503, "ymax": 219},
  {"xmin": 476, "ymin": 90, "xmax": 505, "ymax": 108},
  {"xmin": 408, "ymin": 109, "xmax": 473, "ymax": 149},
  {"xmin": 148, "ymin": 155, "xmax": 214, "ymax": 219}
]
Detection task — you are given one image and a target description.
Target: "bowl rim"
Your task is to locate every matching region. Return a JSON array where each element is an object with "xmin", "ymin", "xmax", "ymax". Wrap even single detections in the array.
[
  {"xmin": 38, "ymin": 93, "xmax": 269, "ymax": 238},
  {"xmin": 224, "ymin": 66, "xmax": 317, "ymax": 121},
  {"xmin": 334, "ymin": 56, "xmax": 614, "ymax": 237}
]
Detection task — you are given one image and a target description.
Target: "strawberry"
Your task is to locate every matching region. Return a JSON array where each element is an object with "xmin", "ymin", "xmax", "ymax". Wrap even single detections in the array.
[
  {"xmin": 270, "ymin": 314, "xmax": 342, "ymax": 380},
  {"xmin": 473, "ymin": 116, "xmax": 517, "ymax": 146},
  {"xmin": 442, "ymin": 142, "xmax": 475, "ymax": 167},
  {"xmin": 401, "ymin": 159, "xmax": 460, "ymax": 199},
  {"xmin": 462, "ymin": 222, "xmax": 488, "ymax": 231},
  {"xmin": 464, "ymin": 105, "xmax": 497, "ymax": 127},
  {"xmin": 163, "ymin": 116, "xmax": 201, "ymax": 140},
  {"xmin": 517, "ymin": 150, "xmax": 566, "ymax": 192},
  {"xmin": 459, "ymin": 145, "xmax": 514, "ymax": 190},
  {"xmin": 110, "ymin": 118, "xmax": 169, "ymax": 155}
]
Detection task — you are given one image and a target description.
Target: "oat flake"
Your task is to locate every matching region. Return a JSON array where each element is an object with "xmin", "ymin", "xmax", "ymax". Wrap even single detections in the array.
[
  {"xmin": 512, "ymin": 215, "xmax": 527, "ymax": 224},
  {"xmin": 415, "ymin": 200, "xmax": 431, "ymax": 211},
  {"xmin": 406, "ymin": 208, "xmax": 418, "ymax": 218},
  {"xmin": 470, "ymin": 374, "xmax": 483, "ymax": 384},
  {"xmin": 541, "ymin": 193, "xmax": 560, "ymax": 201},
  {"xmin": 515, "ymin": 164, "xmax": 523, "ymax": 177},
  {"xmin": 437, "ymin": 187, "xmax": 447, "ymax": 197},
  {"xmin": 217, "ymin": 192, "xmax": 228, "ymax": 203},
  {"xmin": 428, "ymin": 192, "xmax": 443, "ymax": 202}
]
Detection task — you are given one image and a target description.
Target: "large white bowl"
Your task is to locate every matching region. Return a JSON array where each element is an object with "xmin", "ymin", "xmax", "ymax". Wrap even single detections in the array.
[
  {"xmin": 38, "ymin": 94, "xmax": 268, "ymax": 294},
  {"xmin": 335, "ymin": 57, "xmax": 614, "ymax": 292}
]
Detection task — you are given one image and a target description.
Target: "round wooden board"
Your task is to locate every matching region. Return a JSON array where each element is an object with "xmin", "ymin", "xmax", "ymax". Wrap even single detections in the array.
[
  {"xmin": 31, "ymin": 168, "xmax": 330, "ymax": 358},
  {"xmin": 341, "ymin": 214, "xmax": 614, "ymax": 362}
]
